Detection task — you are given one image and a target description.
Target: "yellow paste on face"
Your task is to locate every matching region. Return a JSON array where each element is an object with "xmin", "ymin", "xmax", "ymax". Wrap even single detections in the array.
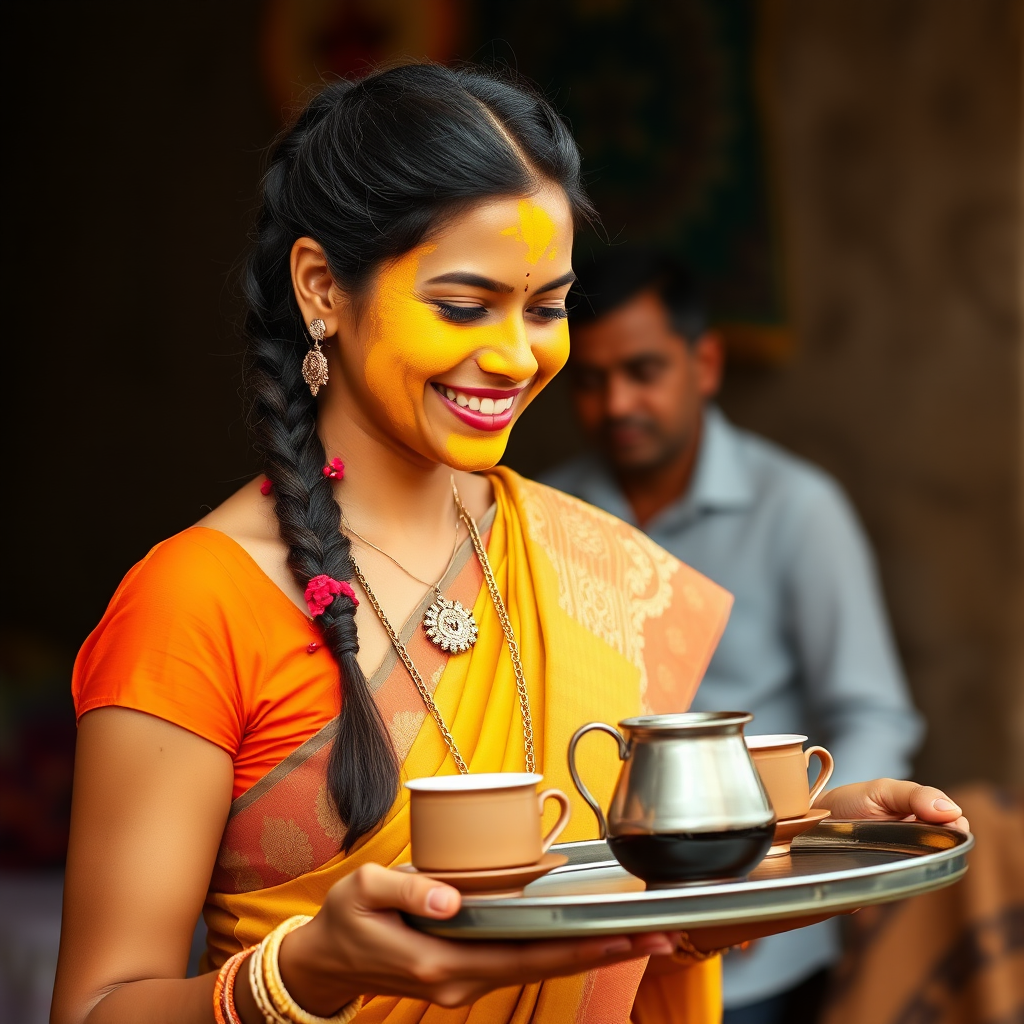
[
  {"xmin": 362, "ymin": 200, "xmax": 570, "ymax": 470},
  {"xmin": 500, "ymin": 199, "xmax": 559, "ymax": 264}
]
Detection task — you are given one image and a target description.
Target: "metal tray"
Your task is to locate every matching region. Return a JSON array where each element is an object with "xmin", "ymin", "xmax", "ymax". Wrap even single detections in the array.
[{"xmin": 406, "ymin": 820, "xmax": 973, "ymax": 939}]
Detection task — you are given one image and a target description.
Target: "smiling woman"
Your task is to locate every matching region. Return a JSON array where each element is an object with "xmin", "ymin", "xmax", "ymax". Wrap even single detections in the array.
[
  {"xmin": 50, "ymin": 62, "xmax": 968, "ymax": 1024},
  {"xmin": 325, "ymin": 189, "xmax": 575, "ymax": 470}
]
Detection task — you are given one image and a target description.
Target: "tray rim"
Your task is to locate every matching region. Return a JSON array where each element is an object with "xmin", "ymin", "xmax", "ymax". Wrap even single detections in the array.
[{"xmin": 406, "ymin": 820, "xmax": 973, "ymax": 939}]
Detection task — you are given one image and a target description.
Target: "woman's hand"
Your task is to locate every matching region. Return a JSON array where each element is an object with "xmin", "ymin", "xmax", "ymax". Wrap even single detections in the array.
[
  {"xmin": 814, "ymin": 779, "xmax": 970, "ymax": 833},
  {"xmin": 269, "ymin": 863, "xmax": 677, "ymax": 1014}
]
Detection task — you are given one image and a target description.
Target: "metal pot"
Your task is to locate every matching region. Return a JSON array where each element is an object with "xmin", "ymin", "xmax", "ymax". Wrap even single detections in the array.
[{"xmin": 567, "ymin": 712, "xmax": 776, "ymax": 883}]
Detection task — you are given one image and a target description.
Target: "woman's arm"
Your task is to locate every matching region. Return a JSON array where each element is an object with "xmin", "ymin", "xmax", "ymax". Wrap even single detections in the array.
[
  {"xmin": 51, "ymin": 707, "xmax": 233, "ymax": 1024},
  {"xmin": 53, "ymin": 709, "xmax": 678, "ymax": 1023}
]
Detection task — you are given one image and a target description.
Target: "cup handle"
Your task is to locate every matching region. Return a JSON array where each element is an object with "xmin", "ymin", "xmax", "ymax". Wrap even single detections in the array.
[
  {"xmin": 805, "ymin": 746, "xmax": 835, "ymax": 805},
  {"xmin": 538, "ymin": 789, "xmax": 572, "ymax": 852}
]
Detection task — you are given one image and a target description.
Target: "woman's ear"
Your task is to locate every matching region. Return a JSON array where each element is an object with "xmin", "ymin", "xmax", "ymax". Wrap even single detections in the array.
[{"xmin": 290, "ymin": 237, "xmax": 346, "ymax": 336}]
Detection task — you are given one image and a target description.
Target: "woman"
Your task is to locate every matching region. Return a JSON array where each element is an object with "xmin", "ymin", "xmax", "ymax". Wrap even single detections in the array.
[{"xmin": 52, "ymin": 64, "xmax": 967, "ymax": 1024}]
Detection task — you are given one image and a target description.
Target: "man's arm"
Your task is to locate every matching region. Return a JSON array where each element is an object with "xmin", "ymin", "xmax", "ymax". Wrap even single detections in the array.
[{"xmin": 783, "ymin": 475, "xmax": 924, "ymax": 788}]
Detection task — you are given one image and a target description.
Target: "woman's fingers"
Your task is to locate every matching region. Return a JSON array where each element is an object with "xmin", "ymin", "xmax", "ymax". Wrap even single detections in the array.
[
  {"xmin": 424, "ymin": 930, "xmax": 677, "ymax": 1001},
  {"xmin": 347, "ymin": 863, "xmax": 462, "ymax": 919},
  {"xmin": 317, "ymin": 866, "xmax": 681, "ymax": 1008},
  {"xmin": 892, "ymin": 782, "xmax": 963, "ymax": 823},
  {"xmin": 817, "ymin": 780, "xmax": 970, "ymax": 833}
]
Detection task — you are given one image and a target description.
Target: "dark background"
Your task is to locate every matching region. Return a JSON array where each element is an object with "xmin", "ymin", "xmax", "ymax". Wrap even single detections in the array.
[{"xmin": 2, "ymin": 0, "xmax": 1022, "ymax": 872}]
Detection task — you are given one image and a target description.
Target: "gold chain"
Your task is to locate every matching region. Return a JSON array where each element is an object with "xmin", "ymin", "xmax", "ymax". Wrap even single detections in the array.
[
  {"xmin": 342, "ymin": 509, "xmax": 461, "ymax": 597},
  {"xmin": 451, "ymin": 480, "xmax": 535, "ymax": 773},
  {"xmin": 348, "ymin": 478, "xmax": 535, "ymax": 775},
  {"xmin": 350, "ymin": 556, "xmax": 470, "ymax": 774}
]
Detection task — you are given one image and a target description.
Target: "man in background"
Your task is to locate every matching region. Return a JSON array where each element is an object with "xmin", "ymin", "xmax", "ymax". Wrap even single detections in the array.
[{"xmin": 541, "ymin": 248, "xmax": 924, "ymax": 1024}]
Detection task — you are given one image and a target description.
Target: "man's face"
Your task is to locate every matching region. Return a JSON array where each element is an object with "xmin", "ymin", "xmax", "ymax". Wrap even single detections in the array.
[{"xmin": 567, "ymin": 289, "xmax": 722, "ymax": 473}]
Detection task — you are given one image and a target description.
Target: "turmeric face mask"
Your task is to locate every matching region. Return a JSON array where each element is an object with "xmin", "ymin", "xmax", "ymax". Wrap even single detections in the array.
[{"xmin": 352, "ymin": 186, "xmax": 574, "ymax": 470}]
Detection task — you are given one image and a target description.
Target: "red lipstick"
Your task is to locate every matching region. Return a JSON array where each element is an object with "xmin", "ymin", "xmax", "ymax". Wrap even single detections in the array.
[{"xmin": 431, "ymin": 382, "xmax": 525, "ymax": 432}]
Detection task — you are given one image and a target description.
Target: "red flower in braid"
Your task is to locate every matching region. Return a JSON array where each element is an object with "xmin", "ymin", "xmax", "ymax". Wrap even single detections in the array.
[{"xmin": 304, "ymin": 574, "xmax": 358, "ymax": 617}]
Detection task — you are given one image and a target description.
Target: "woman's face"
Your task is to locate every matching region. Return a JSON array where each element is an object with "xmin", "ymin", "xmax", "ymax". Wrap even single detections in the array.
[{"xmin": 335, "ymin": 184, "xmax": 575, "ymax": 470}]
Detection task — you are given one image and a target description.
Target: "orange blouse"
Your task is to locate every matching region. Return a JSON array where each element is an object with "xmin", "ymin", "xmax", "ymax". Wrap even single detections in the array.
[{"xmin": 72, "ymin": 527, "xmax": 339, "ymax": 799}]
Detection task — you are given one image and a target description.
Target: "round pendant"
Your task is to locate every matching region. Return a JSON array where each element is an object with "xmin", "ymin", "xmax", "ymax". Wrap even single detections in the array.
[{"xmin": 424, "ymin": 595, "xmax": 479, "ymax": 653}]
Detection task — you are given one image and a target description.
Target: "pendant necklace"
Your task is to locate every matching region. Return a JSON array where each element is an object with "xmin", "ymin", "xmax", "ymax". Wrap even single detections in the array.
[
  {"xmin": 348, "ymin": 478, "xmax": 535, "ymax": 775},
  {"xmin": 342, "ymin": 502, "xmax": 479, "ymax": 654}
]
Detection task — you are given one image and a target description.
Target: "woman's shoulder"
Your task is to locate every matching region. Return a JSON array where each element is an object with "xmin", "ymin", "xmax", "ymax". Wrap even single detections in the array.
[
  {"xmin": 491, "ymin": 467, "xmax": 734, "ymax": 712},
  {"xmin": 115, "ymin": 525, "xmax": 267, "ymax": 613},
  {"xmin": 71, "ymin": 517, "xmax": 285, "ymax": 750}
]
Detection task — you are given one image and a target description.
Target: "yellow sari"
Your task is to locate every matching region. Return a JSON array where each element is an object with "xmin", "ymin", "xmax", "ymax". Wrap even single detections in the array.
[{"xmin": 204, "ymin": 468, "xmax": 733, "ymax": 1022}]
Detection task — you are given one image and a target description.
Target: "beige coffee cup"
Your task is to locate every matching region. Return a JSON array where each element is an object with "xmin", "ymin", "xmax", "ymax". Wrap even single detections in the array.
[
  {"xmin": 746, "ymin": 734, "xmax": 835, "ymax": 820},
  {"xmin": 405, "ymin": 772, "xmax": 572, "ymax": 872}
]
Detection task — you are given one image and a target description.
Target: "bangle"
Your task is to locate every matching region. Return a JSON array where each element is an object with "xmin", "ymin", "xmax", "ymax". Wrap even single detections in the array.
[
  {"xmin": 250, "ymin": 934, "xmax": 289, "ymax": 1024},
  {"xmin": 214, "ymin": 948, "xmax": 255, "ymax": 1024},
  {"xmin": 672, "ymin": 932, "xmax": 751, "ymax": 964},
  {"xmin": 250, "ymin": 915, "xmax": 363, "ymax": 1024}
]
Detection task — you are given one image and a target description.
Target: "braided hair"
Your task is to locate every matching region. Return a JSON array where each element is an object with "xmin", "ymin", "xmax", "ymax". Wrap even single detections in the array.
[{"xmin": 241, "ymin": 63, "xmax": 595, "ymax": 850}]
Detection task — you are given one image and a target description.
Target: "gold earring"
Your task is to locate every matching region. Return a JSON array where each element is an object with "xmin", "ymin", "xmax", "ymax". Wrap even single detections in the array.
[{"xmin": 302, "ymin": 319, "xmax": 329, "ymax": 397}]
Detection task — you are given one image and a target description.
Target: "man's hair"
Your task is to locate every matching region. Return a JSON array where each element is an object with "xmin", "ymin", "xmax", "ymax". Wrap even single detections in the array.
[{"xmin": 569, "ymin": 245, "xmax": 708, "ymax": 344}]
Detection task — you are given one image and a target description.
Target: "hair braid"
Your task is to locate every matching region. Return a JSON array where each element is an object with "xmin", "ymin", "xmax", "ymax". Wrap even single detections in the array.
[
  {"xmin": 242, "ymin": 64, "xmax": 595, "ymax": 848},
  {"xmin": 243, "ymin": 149, "xmax": 399, "ymax": 850}
]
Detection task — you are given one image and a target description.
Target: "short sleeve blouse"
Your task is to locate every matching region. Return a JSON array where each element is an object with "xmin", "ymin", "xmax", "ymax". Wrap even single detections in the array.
[{"xmin": 72, "ymin": 528, "xmax": 340, "ymax": 799}]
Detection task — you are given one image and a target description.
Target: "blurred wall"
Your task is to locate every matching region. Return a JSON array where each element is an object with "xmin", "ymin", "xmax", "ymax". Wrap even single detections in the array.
[
  {"xmin": 507, "ymin": 0, "xmax": 1024, "ymax": 790},
  {"xmin": 1, "ymin": 0, "xmax": 274, "ymax": 866},
  {"xmin": 716, "ymin": 0, "xmax": 1024, "ymax": 789},
  {"xmin": 1, "ymin": 1, "xmax": 1021, "ymax": 853}
]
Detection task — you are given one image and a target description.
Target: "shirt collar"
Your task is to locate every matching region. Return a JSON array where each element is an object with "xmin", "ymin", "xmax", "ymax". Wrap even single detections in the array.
[
  {"xmin": 684, "ymin": 404, "xmax": 755, "ymax": 513},
  {"xmin": 564, "ymin": 405, "xmax": 754, "ymax": 530}
]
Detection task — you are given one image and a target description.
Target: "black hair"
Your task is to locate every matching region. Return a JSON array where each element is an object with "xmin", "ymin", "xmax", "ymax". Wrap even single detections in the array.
[
  {"xmin": 569, "ymin": 245, "xmax": 708, "ymax": 343},
  {"xmin": 241, "ymin": 63, "xmax": 595, "ymax": 851}
]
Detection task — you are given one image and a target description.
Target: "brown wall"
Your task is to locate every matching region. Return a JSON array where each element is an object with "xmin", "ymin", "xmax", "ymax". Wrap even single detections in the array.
[
  {"xmin": 717, "ymin": 0, "xmax": 1024, "ymax": 788},
  {"xmin": 3, "ymin": 1, "xmax": 1021, "ymax": 803},
  {"xmin": 508, "ymin": 1, "xmax": 1024, "ymax": 789}
]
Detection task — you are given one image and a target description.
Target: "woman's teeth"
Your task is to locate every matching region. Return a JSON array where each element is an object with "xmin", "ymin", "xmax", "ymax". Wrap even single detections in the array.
[{"xmin": 442, "ymin": 387, "xmax": 515, "ymax": 414}]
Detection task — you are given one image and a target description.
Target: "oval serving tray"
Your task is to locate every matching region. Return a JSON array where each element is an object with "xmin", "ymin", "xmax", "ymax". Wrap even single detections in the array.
[{"xmin": 405, "ymin": 820, "xmax": 973, "ymax": 940}]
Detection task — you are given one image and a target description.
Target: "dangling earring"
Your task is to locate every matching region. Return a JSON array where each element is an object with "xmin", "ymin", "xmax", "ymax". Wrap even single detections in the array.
[{"xmin": 302, "ymin": 318, "xmax": 329, "ymax": 397}]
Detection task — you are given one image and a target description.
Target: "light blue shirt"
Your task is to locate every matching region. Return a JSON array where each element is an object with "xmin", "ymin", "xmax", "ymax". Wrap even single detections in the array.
[{"xmin": 541, "ymin": 405, "xmax": 924, "ymax": 1007}]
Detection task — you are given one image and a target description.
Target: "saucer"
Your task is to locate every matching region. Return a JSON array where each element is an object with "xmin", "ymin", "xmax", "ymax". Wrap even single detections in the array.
[
  {"xmin": 396, "ymin": 852, "xmax": 569, "ymax": 897},
  {"xmin": 767, "ymin": 808, "xmax": 831, "ymax": 856}
]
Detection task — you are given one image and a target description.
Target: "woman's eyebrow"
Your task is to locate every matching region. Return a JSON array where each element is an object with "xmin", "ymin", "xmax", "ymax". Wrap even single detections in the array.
[
  {"xmin": 426, "ymin": 272, "xmax": 515, "ymax": 293},
  {"xmin": 533, "ymin": 270, "xmax": 577, "ymax": 293}
]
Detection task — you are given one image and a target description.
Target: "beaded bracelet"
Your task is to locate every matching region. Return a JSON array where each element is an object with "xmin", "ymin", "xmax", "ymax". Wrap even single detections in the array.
[
  {"xmin": 250, "ymin": 916, "xmax": 363, "ymax": 1024},
  {"xmin": 213, "ymin": 948, "xmax": 255, "ymax": 1024}
]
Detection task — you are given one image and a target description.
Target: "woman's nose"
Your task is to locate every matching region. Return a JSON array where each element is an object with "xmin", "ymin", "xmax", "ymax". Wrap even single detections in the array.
[{"xmin": 476, "ymin": 316, "xmax": 540, "ymax": 382}]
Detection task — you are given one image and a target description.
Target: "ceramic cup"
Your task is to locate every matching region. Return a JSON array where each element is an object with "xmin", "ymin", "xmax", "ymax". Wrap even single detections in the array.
[
  {"xmin": 745, "ymin": 734, "xmax": 835, "ymax": 821},
  {"xmin": 405, "ymin": 772, "xmax": 572, "ymax": 872}
]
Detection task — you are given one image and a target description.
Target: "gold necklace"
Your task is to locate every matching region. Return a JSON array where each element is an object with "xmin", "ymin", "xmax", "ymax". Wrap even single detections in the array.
[
  {"xmin": 343, "ymin": 506, "xmax": 479, "ymax": 654},
  {"xmin": 349, "ymin": 479, "xmax": 535, "ymax": 775}
]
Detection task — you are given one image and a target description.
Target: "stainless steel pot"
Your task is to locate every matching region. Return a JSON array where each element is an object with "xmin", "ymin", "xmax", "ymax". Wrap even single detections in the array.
[{"xmin": 567, "ymin": 712, "xmax": 776, "ymax": 883}]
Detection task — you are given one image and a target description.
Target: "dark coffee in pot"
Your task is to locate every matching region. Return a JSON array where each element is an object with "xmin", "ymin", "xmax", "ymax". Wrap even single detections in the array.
[{"xmin": 608, "ymin": 823, "xmax": 774, "ymax": 884}]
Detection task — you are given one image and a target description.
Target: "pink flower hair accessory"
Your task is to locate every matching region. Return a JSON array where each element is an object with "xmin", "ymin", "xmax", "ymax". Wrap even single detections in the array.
[
  {"xmin": 322, "ymin": 457, "xmax": 345, "ymax": 480},
  {"xmin": 304, "ymin": 574, "xmax": 358, "ymax": 617}
]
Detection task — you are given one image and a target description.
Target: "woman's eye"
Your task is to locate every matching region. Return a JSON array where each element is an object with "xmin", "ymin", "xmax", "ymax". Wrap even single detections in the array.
[
  {"xmin": 529, "ymin": 306, "xmax": 569, "ymax": 321},
  {"xmin": 433, "ymin": 302, "xmax": 488, "ymax": 324}
]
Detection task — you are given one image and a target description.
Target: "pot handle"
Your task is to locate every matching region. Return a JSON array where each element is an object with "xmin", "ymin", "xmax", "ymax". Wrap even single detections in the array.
[{"xmin": 567, "ymin": 722, "xmax": 630, "ymax": 840}]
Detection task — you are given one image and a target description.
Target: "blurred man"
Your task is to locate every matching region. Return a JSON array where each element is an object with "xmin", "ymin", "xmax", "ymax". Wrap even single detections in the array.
[{"xmin": 542, "ymin": 248, "xmax": 924, "ymax": 1024}]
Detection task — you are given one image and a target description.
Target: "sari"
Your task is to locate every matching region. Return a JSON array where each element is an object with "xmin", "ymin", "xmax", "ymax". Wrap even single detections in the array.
[{"xmin": 202, "ymin": 468, "xmax": 733, "ymax": 1023}]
